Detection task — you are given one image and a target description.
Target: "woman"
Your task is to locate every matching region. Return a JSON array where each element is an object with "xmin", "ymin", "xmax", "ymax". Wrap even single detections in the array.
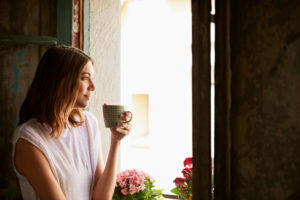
[{"xmin": 12, "ymin": 46, "xmax": 131, "ymax": 200}]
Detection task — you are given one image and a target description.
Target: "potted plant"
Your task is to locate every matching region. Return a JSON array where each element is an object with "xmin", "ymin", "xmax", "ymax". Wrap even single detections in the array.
[
  {"xmin": 171, "ymin": 157, "xmax": 192, "ymax": 200},
  {"xmin": 113, "ymin": 169, "xmax": 164, "ymax": 200}
]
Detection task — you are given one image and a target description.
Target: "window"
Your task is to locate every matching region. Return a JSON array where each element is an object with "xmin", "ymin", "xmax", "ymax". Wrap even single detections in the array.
[{"xmin": 120, "ymin": 0, "xmax": 192, "ymax": 193}]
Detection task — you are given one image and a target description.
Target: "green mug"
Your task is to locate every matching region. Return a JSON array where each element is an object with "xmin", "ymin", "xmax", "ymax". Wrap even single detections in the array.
[{"xmin": 103, "ymin": 105, "xmax": 133, "ymax": 128}]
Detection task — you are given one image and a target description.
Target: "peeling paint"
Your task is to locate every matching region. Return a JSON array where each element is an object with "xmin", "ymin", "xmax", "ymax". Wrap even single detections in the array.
[
  {"xmin": 13, "ymin": 119, "xmax": 18, "ymax": 127},
  {"xmin": 10, "ymin": 50, "xmax": 25, "ymax": 126},
  {"xmin": 10, "ymin": 49, "xmax": 25, "ymax": 93},
  {"xmin": 16, "ymin": 49, "xmax": 25, "ymax": 63},
  {"xmin": 10, "ymin": 64, "xmax": 19, "ymax": 92}
]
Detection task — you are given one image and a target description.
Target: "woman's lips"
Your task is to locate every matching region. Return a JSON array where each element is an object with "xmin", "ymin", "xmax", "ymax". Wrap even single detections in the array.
[{"xmin": 84, "ymin": 95, "xmax": 90, "ymax": 100}]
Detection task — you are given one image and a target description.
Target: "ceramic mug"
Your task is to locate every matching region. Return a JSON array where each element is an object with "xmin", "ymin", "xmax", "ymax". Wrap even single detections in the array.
[{"xmin": 103, "ymin": 105, "xmax": 132, "ymax": 128}]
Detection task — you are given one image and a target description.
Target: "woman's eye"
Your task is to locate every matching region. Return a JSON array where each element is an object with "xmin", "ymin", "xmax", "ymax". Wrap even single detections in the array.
[{"xmin": 82, "ymin": 76, "xmax": 89, "ymax": 80}]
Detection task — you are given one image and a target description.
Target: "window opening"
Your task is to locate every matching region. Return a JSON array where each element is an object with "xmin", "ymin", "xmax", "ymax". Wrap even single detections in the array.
[{"xmin": 120, "ymin": 0, "xmax": 192, "ymax": 194}]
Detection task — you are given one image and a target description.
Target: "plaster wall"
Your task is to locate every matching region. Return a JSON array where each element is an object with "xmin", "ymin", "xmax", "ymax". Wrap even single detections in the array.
[{"xmin": 89, "ymin": 0, "xmax": 121, "ymax": 163}]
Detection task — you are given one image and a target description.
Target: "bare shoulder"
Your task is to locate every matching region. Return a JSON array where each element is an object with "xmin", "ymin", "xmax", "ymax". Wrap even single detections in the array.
[
  {"xmin": 14, "ymin": 138, "xmax": 66, "ymax": 199},
  {"xmin": 14, "ymin": 138, "xmax": 47, "ymax": 176}
]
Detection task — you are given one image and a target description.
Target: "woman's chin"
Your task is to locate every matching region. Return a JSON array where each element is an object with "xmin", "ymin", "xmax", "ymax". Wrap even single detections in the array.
[{"xmin": 74, "ymin": 102, "xmax": 89, "ymax": 109}]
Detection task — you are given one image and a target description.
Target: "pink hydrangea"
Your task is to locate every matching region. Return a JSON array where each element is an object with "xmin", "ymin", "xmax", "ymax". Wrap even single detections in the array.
[
  {"xmin": 121, "ymin": 188, "xmax": 128, "ymax": 195},
  {"xmin": 115, "ymin": 169, "xmax": 152, "ymax": 196}
]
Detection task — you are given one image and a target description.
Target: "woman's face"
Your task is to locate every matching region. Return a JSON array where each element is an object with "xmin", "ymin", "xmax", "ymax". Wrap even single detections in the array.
[{"xmin": 74, "ymin": 61, "xmax": 95, "ymax": 108}]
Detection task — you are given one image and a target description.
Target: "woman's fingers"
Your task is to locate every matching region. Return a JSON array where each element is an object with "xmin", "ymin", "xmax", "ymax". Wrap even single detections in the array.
[
  {"xmin": 116, "ymin": 122, "xmax": 132, "ymax": 131},
  {"xmin": 111, "ymin": 122, "xmax": 131, "ymax": 135},
  {"xmin": 115, "ymin": 128, "xmax": 130, "ymax": 136},
  {"xmin": 110, "ymin": 124, "xmax": 130, "ymax": 141},
  {"xmin": 120, "ymin": 111, "xmax": 132, "ymax": 122},
  {"xmin": 110, "ymin": 113, "xmax": 132, "ymax": 141}
]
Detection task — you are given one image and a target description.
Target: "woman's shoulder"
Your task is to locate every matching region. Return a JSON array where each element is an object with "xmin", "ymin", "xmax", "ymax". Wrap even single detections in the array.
[
  {"xmin": 82, "ymin": 110, "xmax": 98, "ymax": 124},
  {"xmin": 15, "ymin": 118, "xmax": 41, "ymax": 134},
  {"xmin": 13, "ymin": 119, "xmax": 50, "ymax": 142}
]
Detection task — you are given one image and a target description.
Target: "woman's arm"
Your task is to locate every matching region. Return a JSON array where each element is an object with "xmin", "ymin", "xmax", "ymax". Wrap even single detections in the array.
[
  {"xmin": 92, "ymin": 112, "xmax": 131, "ymax": 200},
  {"xmin": 14, "ymin": 138, "xmax": 66, "ymax": 200},
  {"xmin": 92, "ymin": 138, "xmax": 121, "ymax": 200}
]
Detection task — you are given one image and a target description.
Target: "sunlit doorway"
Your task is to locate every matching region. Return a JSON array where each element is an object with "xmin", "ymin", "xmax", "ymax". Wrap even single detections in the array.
[{"xmin": 120, "ymin": 0, "xmax": 192, "ymax": 194}]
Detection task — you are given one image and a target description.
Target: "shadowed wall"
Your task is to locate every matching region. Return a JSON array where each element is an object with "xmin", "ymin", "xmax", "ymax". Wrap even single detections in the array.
[
  {"xmin": 0, "ymin": 0, "xmax": 55, "ymax": 198},
  {"xmin": 230, "ymin": 0, "xmax": 300, "ymax": 199},
  {"xmin": 214, "ymin": 0, "xmax": 300, "ymax": 199}
]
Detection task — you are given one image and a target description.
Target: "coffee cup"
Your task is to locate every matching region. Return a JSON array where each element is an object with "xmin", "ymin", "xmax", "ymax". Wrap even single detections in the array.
[{"xmin": 103, "ymin": 105, "xmax": 132, "ymax": 128}]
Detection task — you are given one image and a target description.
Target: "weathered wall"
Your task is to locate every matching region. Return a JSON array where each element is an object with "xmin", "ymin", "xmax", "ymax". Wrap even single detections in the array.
[
  {"xmin": 0, "ymin": 0, "xmax": 56, "ymax": 36},
  {"xmin": 89, "ymin": 0, "xmax": 121, "ymax": 163},
  {"xmin": 0, "ymin": 1, "xmax": 55, "ymax": 199},
  {"xmin": 0, "ymin": 46, "xmax": 40, "ymax": 199},
  {"xmin": 230, "ymin": 0, "xmax": 300, "ymax": 199},
  {"xmin": 1, "ymin": 0, "xmax": 121, "ymax": 198}
]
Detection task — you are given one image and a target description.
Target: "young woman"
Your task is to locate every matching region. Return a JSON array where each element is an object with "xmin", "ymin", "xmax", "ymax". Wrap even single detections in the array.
[{"xmin": 12, "ymin": 46, "xmax": 131, "ymax": 200}]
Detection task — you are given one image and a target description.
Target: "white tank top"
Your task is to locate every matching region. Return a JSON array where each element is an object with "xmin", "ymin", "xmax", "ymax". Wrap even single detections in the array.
[{"xmin": 12, "ymin": 111, "xmax": 100, "ymax": 200}]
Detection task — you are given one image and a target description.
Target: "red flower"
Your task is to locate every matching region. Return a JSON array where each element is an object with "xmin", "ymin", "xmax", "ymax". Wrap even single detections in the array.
[
  {"xmin": 173, "ymin": 177, "xmax": 185, "ymax": 188},
  {"xmin": 171, "ymin": 157, "xmax": 193, "ymax": 199},
  {"xmin": 182, "ymin": 167, "xmax": 192, "ymax": 180},
  {"xmin": 183, "ymin": 157, "xmax": 192, "ymax": 167}
]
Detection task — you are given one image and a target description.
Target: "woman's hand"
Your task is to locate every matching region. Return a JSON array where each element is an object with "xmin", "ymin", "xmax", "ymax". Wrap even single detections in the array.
[
  {"xmin": 93, "ymin": 110, "xmax": 132, "ymax": 200},
  {"xmin": 110, "ymin": 111, "xmax": 132, "ymax": 142}
]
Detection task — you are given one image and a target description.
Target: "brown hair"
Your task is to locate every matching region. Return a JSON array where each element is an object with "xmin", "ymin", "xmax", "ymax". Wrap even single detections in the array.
[{"xmin": 19, "ymin": 45, "xmax": 94, "ymax": 137}]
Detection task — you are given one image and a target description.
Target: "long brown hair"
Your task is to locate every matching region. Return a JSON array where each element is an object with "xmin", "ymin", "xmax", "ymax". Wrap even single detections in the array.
[{"xmin": 19, "ymin": 46, "xmax": 94, "ymax": 137}]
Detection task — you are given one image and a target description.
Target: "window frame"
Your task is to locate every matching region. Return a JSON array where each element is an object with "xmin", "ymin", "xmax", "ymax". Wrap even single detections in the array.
[{"xmin": 0, "ymin": 0, "xmax": 73, "ymax": 46}]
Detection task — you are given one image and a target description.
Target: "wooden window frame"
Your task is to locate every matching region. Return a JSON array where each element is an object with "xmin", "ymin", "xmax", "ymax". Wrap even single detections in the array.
[{"xmin": 0, "ymin": 0, "xmax": 75, "ymax": 46}]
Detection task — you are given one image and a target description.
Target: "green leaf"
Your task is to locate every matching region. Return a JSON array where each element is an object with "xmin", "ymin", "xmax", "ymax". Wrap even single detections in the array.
[{"xmin": 170, "ymin": 187, "xmax": 182, "ymax": 196}]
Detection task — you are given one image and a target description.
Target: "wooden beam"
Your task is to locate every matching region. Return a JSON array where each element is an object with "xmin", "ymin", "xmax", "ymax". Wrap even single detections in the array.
[
  {"xmin": 214, "ymin": 0, "xmax": 231, "ymax": 199},
  {"xmin": 0, "ymin": 36, "xmax": 57, "ymax": 45},
  {"xmin": 192, "ymin": 0, "xmax": 212, "ymax": 199}
]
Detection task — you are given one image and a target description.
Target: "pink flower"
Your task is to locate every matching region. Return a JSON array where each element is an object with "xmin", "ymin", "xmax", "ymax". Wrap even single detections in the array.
[
  {"xmin": 129, "ymin": 184, "xmax": 137, "ymax": 195},
  {"xmin": 143, "ymin": 171, "xmax": 154, "ymax": 182},
  {"xmin": 137, "ymin": 184, "xmax": 145, "ymax": 191},
  {"xmin": 114, "ymin": 168, "xmax": 159, "ymax": 198},
  {"xmin": 121, "ymin": 188, "xmax": 128, "ymax": 195}
]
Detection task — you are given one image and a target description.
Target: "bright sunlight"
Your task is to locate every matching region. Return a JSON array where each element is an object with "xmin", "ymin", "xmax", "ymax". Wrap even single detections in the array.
[{"xmin": 120, "ymin": 0, "xmax": 192, "ymax": 194}]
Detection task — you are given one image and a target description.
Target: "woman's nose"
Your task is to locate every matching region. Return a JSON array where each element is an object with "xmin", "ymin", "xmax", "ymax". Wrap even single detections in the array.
[{"xmin": 89, "ymin": 80, "xmax": 96, "ymax": 91}]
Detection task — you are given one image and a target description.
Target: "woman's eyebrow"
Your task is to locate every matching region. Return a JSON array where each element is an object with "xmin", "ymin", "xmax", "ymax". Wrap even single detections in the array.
[{"xmin": 81, "ymin": 72, "xmax": 91, "ymax": 76}]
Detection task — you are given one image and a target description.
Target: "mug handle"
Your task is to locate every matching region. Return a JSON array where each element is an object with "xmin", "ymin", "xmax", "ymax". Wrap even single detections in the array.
[{"xmin": 122, "ymin": 111, "xmax": 133, "ymax": 123}]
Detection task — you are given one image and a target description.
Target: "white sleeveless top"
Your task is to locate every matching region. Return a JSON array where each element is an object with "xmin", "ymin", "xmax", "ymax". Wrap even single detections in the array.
[{"xmin": 12, "ymin": 111, "xmax": 100, "ymax": 200}]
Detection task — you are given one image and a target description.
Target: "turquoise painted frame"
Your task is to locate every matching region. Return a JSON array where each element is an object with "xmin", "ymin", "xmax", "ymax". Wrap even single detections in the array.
[{"xmin": 0, "ymin": 0, "xmax": 73, "ymax": 46}]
